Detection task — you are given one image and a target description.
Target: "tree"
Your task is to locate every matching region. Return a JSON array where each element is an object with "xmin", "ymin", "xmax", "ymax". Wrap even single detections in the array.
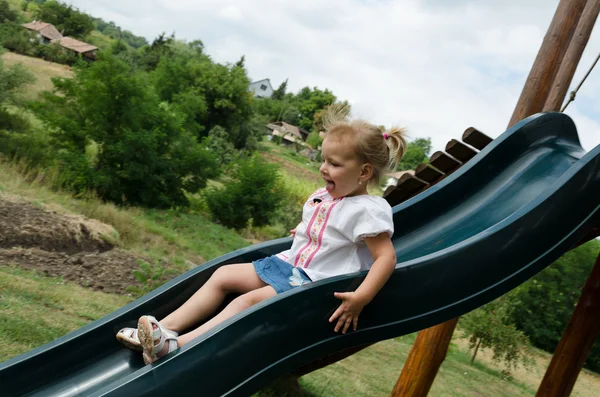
[
  {"xmin": 509, "ymin": 240, "xmax": 600, "ymax": 372},
  {"xmin": 0, "ymin": 0, "xmax": 19, "ymax": 22},
  {"xmin": 397, "ymin": 137, "xmax": 432, "ymax": 170},
  {"xmin": 272, "ymin": 78, "xmax": 288, "ymax": 100},
  {"xmin": 460, "ymin": 296, "xmax": 533, "ymax": 373},
  {"xmin": 295, "ymin": 86, "xmax": 336, "ymax": 131},
  {"xmin": 35, "ymin": 0, "xmax": 94, "ymax": 39},
  {"xmin": 306, "ymin": 131, "xmax": 323, "ymax": 149},
  {"xmin": 32, "ymin": 53, "xmax": 219, "ymax": 207}
]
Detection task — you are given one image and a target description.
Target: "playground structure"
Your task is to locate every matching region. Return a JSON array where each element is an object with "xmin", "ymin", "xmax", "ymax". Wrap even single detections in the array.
[{"xmin": 0, "ymin": 1, "xmax": 599, "ymax": 396}]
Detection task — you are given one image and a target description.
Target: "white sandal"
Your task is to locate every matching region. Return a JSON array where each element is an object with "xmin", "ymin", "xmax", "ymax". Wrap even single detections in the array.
[
  {"xmin": 116, "ymin": 325, "xmax": 178, "ymax": 353},
  {"xmin": 116, "ymin": 327, "xmax": 143, "ymax": 351},
  {"xmin": 137, "ymin": 315, "xmax": 179, "ymax": 364}
]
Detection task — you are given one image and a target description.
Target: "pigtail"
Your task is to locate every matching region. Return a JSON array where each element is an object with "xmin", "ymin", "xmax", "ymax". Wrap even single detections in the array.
[{"xmin": 384, "ymin": 126, "xmax": 408, "ymax": 171}]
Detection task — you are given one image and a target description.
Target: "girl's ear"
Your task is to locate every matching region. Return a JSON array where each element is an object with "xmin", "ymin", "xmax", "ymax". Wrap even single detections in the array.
[{"xmin": 360, "ymin": 163, "xmax": 373, "ymax": 181}]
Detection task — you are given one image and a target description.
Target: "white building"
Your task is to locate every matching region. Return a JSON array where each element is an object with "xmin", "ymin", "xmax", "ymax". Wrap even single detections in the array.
[{"xmin": 249, "ymin": 79, "xmax": 274, "ymax": 98}]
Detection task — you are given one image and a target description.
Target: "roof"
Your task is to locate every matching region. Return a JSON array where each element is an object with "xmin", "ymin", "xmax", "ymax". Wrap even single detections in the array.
[
  {"xmin": 52, "ymin": 37, "xmax": 98, "ymax": 54},
  {"xmin": 22, "ymin": 21, "xmax": 63, "ymax": 41},
  {"xmin": 250, "ymin": 78, "xmax": 271, "ymax": 85},
  {"xmin": 281, "ymin": 122, "xmax": 302, "ymax": 138}
]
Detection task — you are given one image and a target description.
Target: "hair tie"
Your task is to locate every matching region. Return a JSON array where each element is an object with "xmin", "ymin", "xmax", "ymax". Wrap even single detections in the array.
[{"xmin": 383, "ymin": 133, "xmax": 389, "ymax": 140}]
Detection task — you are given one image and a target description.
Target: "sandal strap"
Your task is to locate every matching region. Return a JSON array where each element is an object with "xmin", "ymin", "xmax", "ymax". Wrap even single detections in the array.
[
  {"xmin": 144, "ymin": 316, "xmax": 178, "ymax": 356},
  {"xmin": 145, "ymin": 316, "xmax": 178, "ymax": 340}
]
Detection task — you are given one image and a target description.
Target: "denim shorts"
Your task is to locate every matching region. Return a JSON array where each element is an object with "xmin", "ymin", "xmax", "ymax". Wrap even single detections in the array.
[{"xmin": 253, "ymin": 255, "xmax": 312, "ymax": 294}]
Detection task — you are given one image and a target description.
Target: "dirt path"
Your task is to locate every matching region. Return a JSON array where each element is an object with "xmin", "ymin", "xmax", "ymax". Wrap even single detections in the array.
[{"xmin": 0, "ymin": 193, "xmax": 142, "ymax": 294}]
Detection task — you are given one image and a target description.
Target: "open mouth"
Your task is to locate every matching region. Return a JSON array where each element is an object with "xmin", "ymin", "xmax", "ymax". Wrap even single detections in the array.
[{"xmin": 323, "ymin": 178, "xmax": 335, "ymax": 192}]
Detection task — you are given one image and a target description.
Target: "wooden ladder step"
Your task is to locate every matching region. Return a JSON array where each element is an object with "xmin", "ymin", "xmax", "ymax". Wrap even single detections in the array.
[
  {"xmin": 414, "ymin": 163, "xmax": 444, "ymax": 184},
  {"xmin": 462, "ymin": 127, "xmax": 493, "ymax": 150},
  {"xmin": 384, "ymin": 174, "xmax": 429, "ymax": 206},
  {"xmin": 429, "ymin": 151, "xmax": 462, "ymax": 174},
  {"xmin": 445, "ymin": 139, "xmax": 478, "ymax": 163}
]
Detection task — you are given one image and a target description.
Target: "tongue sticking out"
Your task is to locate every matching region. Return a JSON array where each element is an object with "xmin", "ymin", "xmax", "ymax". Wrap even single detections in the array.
[{"xmin": 325, "ymin": 181, "xmax": 335, "ymax": 192}]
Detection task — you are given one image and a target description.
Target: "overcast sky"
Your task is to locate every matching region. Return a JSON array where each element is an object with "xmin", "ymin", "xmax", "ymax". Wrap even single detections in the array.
[{"xmin": 64, "ymin": 0, "xmax": 600, "ymax": 153}]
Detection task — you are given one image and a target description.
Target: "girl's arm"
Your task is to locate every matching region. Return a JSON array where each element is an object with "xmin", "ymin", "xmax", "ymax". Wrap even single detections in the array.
[{"xmin": 329, "ymin": 232, "xmax": 396, "ymax": 334}]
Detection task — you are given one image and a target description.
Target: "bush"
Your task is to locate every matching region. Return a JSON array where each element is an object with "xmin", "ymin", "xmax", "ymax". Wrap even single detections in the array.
[
  {"xmin": 306, "ymin": 131, "xmax": 322, "ymax": 149},
  {"xmin": 206, "ymin": 156, "xmax": 283, "ymax": 229},
  {"xmin": 207, "ymin": 125, "xmax": 236, "ymax": 167},
  {"xmin": 0, "ymin": 0, "xmax": 19, "ymax": 23},
  {"xmin": 0, "ymin": 22, "xmax": 37, "ymax": 55},
  {"xmin": 34, "ymin": 42, "xmax": 78, "ymax": 65}
]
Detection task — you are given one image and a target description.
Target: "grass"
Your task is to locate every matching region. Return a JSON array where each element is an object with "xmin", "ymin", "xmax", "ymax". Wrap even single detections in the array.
[
  {"xmin": 0, "ymin": 160, "xmax": 250, "ymax": 266},
  {"xmin": 1, "ymin": 52, "xmax": 73, "ymax": 100},
  {"xmin": 0, "ymin": 266, "xmax": 132, "ymax": 362}
]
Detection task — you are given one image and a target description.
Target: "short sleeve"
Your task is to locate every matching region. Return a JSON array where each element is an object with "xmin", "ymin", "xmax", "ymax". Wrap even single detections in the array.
[{"xmin": 340, "ymin": 198, "xmax": 394, "ymax": 243}]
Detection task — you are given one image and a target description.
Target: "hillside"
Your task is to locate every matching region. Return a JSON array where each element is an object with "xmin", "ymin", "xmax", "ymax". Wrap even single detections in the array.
[{"xmin": 1, "ymin": 51, "xmax": 72, "ymax": 99}]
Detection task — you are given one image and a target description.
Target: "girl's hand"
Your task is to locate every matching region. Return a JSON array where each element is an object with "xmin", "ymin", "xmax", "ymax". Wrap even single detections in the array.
[
  {"xmin": 329, "ymin": 292, "xmax": 368, "ymax": 334},
  {"xmin": 290, "ymin": 228, "xmax": 296, "ymax": 236}
]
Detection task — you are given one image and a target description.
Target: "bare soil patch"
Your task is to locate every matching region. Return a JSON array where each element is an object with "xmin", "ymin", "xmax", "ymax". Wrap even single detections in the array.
[{"xmin": 0, "ymin": 193, "xmax": 143, "ymax": 294}]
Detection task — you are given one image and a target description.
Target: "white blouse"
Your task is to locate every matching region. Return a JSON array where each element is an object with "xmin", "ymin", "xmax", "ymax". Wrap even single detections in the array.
[{"xmin": 276, "ymin": 188, "xmax": 394, "ymax": 281}]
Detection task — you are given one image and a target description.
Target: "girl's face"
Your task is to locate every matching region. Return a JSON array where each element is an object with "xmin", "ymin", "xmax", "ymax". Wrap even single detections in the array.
[{"xmin": 319, "ymin": 136, "xmax": 371, "ymax": 198}]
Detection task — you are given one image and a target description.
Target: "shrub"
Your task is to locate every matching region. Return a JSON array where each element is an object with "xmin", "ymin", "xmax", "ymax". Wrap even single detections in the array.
[
  {"xmin": 306, "ymin": 131, "xmax": 322, "ymax": 149},
  {"xmin": 0, "ymin": 22, "xmax": 36, "ymax": 55},
  {"xmin": 207, "ymin": 125, "xmax": 236, "ymax": 167},
  {"xmin": 205, "ymin": 155, "xmax": 283, "ymax": 229}
]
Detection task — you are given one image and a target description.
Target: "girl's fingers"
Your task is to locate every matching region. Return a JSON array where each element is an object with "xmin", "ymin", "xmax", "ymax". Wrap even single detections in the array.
[
  {"xmin": 329, "ymin": 307, "xmax": 343, "ymax": 323},
  {"xmin": 335, "ymin": 316, "xmax": 346, "ymax": 332},
  {"xmin": 342, "ymin": 318, "xmax": 352, "ymax": 334},
  {"xmin": 353, "ymin": 317, "xmax": 358, "ymax": 331}
]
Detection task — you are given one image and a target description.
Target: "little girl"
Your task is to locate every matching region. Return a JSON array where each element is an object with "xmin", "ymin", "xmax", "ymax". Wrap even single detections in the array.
[{"xmin": 116, "ymin": 110, "xmax": 407, "ymax": 364}]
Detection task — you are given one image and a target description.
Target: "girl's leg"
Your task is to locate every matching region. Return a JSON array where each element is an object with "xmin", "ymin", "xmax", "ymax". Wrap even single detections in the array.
[
  {"xmin": 140, "ymin": 285, "xmax": 277, "ymax": 362},
  {"xmin": 159, "ymin": 263, "xmax": 267, "ymax": 333},
  {"xmin": 177, "ymin": 285, "xmax": 277, "ymax": 346}
]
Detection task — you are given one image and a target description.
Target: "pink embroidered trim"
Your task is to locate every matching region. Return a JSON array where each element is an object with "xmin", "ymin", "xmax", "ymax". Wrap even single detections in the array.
[
  {"xmin": 303, "ymin": 200, "xmax": 339, "ymax": 268},
  {"xmin": 294, "ymin": 201, "xmax": 323, "ymax": 267},
  {"xmin": 294, "ymin": 199, "xmax": 340, "ymax": 269},
  {"xmin": 307, "ymin": 188, "xmax": 326, "ymax": 202},
  {"xmin": 277, "ymin": 253, "xmax": 289, "ymax": 260}
]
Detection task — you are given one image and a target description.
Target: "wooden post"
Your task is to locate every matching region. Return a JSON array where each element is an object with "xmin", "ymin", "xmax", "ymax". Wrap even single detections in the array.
[
  {"xmin": 390, "ymin": 318, "xmax": 459, "ymax": 396},
  {"xmin": 392, "ymin": 2, "xmax": 591, "ymax": 396},
  {"xmin": 545, "ymin": 0, "xmax": 600, "ymax": 111},
  {"xmin": 508, "ymin": 0, "xmax": 587, "ymax": 127},
  {"xmin": 536, "ymin": 252, "xmax": 600, "ymax": 397}
]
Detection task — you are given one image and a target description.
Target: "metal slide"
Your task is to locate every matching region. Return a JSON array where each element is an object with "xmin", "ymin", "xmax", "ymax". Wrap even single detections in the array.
[{"xmin": 1, "ymin": 112, "xmax": 599, "ymax": 397}]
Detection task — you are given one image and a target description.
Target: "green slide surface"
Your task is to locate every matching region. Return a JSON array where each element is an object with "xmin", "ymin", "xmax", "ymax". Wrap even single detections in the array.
[{"xmin": 1, "ymin": 112, "xmax": 599, "ymax": 396}]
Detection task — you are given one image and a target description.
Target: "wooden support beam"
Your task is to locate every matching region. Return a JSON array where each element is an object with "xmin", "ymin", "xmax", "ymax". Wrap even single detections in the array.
[
  {"xmin": 545, "ymin": 0, "xmax": 600, "ymax": 111},
  {"xmin": 393, "ymin": 2, "xmax": 593, "ymax": 396},
  {"xmin": 536, "ymin": 251, "xmax": 600, "ymax": 397},
  {"xmin": 390, "ymin": 318, "xmax": 460, "ymax": 397},
  {"xmin": 508, "ymin": 0, "xmax": 587, "ymax": 127}
]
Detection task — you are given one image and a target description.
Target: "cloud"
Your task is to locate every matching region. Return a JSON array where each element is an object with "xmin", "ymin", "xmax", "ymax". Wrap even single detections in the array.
[{"xmin": 65, "ymin": 0, "xmax": 600, "ymax": 153}]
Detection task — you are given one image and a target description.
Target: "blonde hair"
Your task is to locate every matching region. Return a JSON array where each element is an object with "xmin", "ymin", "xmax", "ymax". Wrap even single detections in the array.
[{"xmin": 322, "ymin": 105, "xmax": 407, "ymax": 187}]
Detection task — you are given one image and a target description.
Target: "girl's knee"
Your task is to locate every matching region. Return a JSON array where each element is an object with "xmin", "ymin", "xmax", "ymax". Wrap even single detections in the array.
[
  {"xmin": 209, "ymin": 265, "xmax": 235, "ymax": 288},
  {"xmin": 231, "ymin": 294, "xmax": 255, "ymax": 311}
]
